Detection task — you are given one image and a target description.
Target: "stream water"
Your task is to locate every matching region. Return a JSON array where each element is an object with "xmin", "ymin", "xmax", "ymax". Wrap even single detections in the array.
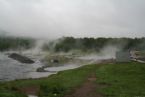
[
  {"xmin": 0, "ymin": 52, "xmax": 114, "ymax": 97},
  {"xmin": 0, "ymin": 51, "xmax": 114, "ymax": 82},
  {"xmin": 0, "ymin": 52, "xmax": 81, "ymax": 81}
]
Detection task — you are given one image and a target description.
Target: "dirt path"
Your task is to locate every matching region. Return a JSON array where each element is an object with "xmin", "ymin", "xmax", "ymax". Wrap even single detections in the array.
[
  {"xmin": 64, "ymin": 73, "xmax": 102, "ymax": 97},
  {"xmin": 19, "ymin": 85, "xmax": 40, "ymax": 96}
]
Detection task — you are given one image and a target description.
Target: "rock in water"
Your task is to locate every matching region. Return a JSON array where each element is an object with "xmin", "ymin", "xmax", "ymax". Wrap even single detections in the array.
[{"xmin": 8, "ymin": 53, "xmax": 34, "ymax": 64}]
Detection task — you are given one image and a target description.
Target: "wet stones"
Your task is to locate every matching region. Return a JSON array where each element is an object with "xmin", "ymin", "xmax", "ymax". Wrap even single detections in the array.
[
  {"xmin": 50, "ymin": 59, "xmax": 59, "ymax": 63},
  {"xmin": 8, "ymin": 53, "xmax": 34, "ymax": 64}
]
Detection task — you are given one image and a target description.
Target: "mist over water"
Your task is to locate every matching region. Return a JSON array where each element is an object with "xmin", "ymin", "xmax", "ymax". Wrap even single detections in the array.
[
  {"xmin": 23, "ymin": 39, "xmax": 45, "ymax": 55},
  {"xmin": 0, "ymin": 0, "xmax": 145, "ymax": 81},
  {"xmin": 0, "ymin": 44, "xmax": 119, "ymax": 81},
  {"xmin": 0, "ymin": 36, "xmax": 144, "ymax": 81},
  {"xmin": 78, "ymin": 46, "xmax": 119, "ymax": 61}
]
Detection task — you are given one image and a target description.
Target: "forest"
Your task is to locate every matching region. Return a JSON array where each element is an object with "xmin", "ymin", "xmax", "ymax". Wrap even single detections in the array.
[
  {"xmin": 0, "ymin": 36, "xmax": 35, "ymax": 51},
  {"xmin": 0, "ymin": 36, "xmax": 145, "ymax": 52},
  {"xmin": 44, "ymin": 37, "xmax": 145, "ymax": 52}
]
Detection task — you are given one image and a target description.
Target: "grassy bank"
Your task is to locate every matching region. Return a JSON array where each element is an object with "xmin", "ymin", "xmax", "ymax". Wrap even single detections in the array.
[
  {"xmin": 0, "ymin": 62, "xmax": 145, "ymax": 97},
  {"xmin": 0, "ymin": 90, "xmax": 27, "ymax": 97},
  {"xmin": 96, "ymin": 62, "xmax": 145, "ymax": 97},
  {"xmin": 0, "ymin": 64, "xmax": 98, "ymax": 97}
]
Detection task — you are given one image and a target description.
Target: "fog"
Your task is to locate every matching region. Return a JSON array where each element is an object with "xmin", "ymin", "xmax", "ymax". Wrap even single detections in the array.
[
  {"xmin": 0, "ymin": 0, "xmax": 145, "ymax": 39},
  {"xmin": 78, "ymin": 45, "xmax": 120, "ymax": 61}
]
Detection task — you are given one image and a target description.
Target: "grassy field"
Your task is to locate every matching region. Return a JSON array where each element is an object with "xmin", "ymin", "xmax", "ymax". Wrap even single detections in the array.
[
  {"xmin": 0, "ymin": 90, "xmax": 27, "ymax": 97},
  {"xmin": 96, "ymin": 62, "xmax": 145, "ymax": 97},
  {"xmin": 0, "ymin": 62, "xmax": 145, "ymax": 97}
]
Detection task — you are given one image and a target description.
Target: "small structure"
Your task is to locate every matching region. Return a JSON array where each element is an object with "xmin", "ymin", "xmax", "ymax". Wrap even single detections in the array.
[{"xmin": 116, "ymin": 51, "xmax": 131, "ymax": 62}]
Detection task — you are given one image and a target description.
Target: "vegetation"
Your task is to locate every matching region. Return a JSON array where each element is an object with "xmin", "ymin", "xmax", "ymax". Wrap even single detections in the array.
[
  {"xmin": 0, "ymin": 36, "xmax": 35, "ymax": 51},
  {"xmin": 44, "ymin": 37, "xmax": 145, "ymax": 52},
  {"xmin": 96, "ymin": 62, "xmax": 145, "ymax": 97},
  {"xmin": 0, "ymin": 90, "xmax": 26, "ymax": 97},
  {"xmin": 0, "ymin": 64, "xmax": 98, "ymax": 97},
  {"xmin": 0, "ymin": 62, "xmax": 145, "ymax": 97}
]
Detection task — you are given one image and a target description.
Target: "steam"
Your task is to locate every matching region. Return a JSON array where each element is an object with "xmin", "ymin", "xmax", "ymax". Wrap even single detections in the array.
[
  {"xmin": 32, "ymin": 40, "xmax": 45, "ymax": 54},
  {"xmin": 23, "ymin": 40, "xmax": 46, "ymax": 55},
  {"xmin": 78, "ymin": 45, "xmax": 120, "ymax": 61},
  {"xmin": 99, "ymin": 45, "xmax": 120, "ymax": 58}
]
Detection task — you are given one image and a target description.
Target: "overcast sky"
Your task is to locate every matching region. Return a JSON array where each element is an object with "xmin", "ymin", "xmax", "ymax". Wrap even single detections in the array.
[{"xmin": 0, "ymin": 0, "xmax": 145, "ymax": 39}]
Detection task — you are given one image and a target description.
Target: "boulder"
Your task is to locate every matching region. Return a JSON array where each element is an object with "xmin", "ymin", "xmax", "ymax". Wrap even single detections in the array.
[
  {"xmin": 8, "ymin": 53, "xmax": 34, "ymax": 64},
  {"xmin": 50, "ymin": 59, "xmax": 59, "ymax": 63}
]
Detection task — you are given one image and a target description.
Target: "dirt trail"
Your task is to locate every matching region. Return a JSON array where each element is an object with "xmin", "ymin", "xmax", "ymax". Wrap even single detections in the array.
[
  {"xmin": 19, "ymin": 60, "xmax": 113, "ymax": 97},
  {"xmin": 19, "ymin": 86, "xmax": 40, "ymax": 96},
  {"xmin": 64, "ymin": 74, "xmax": 102, "ymax": 97}
]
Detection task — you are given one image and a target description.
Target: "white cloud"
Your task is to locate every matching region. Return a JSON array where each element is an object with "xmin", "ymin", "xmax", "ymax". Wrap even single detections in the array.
[{"xmin": 0, "ymin": 0, "xmax": 145, "ymax": 39}]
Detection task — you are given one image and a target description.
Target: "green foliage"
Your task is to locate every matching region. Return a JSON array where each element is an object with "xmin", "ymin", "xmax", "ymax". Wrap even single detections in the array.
[
  {"xmin": 0, "ymin": 64, "xmax": 98, "ymax": 97},
  {"xmin": 39, "ymin": 82, "xmax": 66, "ymax": 97},
  {"xmin": 0, "ymin": 36, "xmax": 35, "ymax": 51},
  {"xmin": 46, "ymin": 37, "xmax": 145, "ymax": 52},
  {"xmin": 37, "ymin": 64, "xmax": 98, "ymax": 97},
  {"xmin": 96, "ymin": 62, "xmax": 145, "ymax": 97},
  {"xmin": 0, "ymin": 90, "xmax": 27, "ymax": 97},
  {"xmin": 54, "ymin": 37, "xmax": 76, "ymax": 52},
  {"xmin": 1, "ymin": 62, "xmax": 145, "ymax": 97}
]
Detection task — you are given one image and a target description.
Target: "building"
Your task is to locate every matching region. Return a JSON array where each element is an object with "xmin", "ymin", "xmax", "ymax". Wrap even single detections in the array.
[{"xmin": 116, "ymin": 51, "xmax": 131, "ymax": 62}]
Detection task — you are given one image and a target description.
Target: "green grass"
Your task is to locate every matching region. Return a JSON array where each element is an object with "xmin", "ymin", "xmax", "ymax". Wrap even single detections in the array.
[
  {"xmin": 96, "ymin": 62, "xmax": 145, "ymax": 97},
  {"xmin": 0, "ymin": 64, "xmax": 98, "ymax": 97},
  {"xmin": 0, "ymin": 90, "xmax": 27, "ymax": 97},
  {"xmin": 0, "ymin": 62, "xmax": 145, "ymax": 97}
]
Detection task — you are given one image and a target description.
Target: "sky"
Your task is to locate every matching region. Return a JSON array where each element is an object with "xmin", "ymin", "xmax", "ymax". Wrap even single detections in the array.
[{"xmin": 0, "ymin": 0, "xmax": 145, "ymax": 39}]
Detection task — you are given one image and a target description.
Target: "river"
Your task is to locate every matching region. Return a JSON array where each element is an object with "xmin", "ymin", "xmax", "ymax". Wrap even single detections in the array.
[
  {"xmin": 0, "ymin": 52, "xmax": 82, "ymax": 81},
  {"xmin": 0, "ymin": 51, "xmax": 114, "ymax": 81}
]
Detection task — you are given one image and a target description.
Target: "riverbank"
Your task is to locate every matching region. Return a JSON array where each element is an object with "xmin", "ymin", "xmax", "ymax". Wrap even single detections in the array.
[
  {"xmin": 0, "ymin": 63, "xmax": 100, "ymax": 97},
  {"xmin": 0, "ymin": 62, "xmax": 145, "ymax": 97}
]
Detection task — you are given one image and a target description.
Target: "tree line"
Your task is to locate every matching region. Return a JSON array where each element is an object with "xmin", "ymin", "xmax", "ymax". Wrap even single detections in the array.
[
  {"xmin": 43, "ymin": 37, "xmax": 145, "ymax": 52},
  {"xmin": 0, "ymin": 36, "xmax": 35, "ymax": 51}
]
